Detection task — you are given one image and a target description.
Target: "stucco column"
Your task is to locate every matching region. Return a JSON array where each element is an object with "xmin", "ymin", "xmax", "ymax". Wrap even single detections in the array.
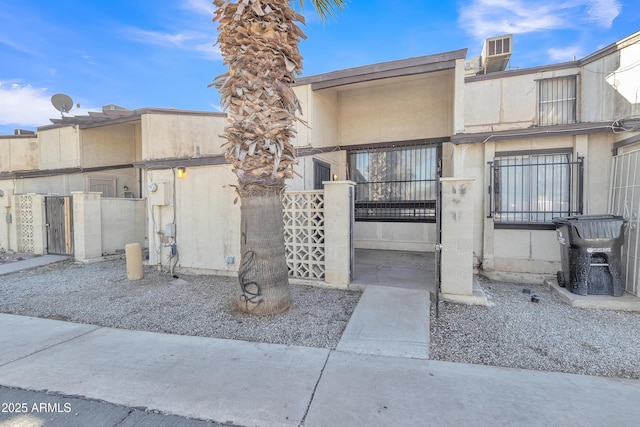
[
  {"xmin": 72, "ymin": 192, "xmax": 103, "ymax": 261},
  {"xmin": 323, "ymin": 180, "xmax": 355, "ymax": 287},
  {"xmin": 440, "ymin": 178, "xmax": 477, "ymax": 301}
]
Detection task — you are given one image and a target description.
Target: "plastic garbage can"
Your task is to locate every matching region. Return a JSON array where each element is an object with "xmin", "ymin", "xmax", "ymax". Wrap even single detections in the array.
[{"xmin": 552, "ymin": 215, "xmax": 627, "ymax": 296}]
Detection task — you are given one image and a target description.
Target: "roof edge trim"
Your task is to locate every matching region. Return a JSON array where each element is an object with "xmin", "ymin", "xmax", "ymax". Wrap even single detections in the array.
[{"xmin": 295, "ymin": 48, "xmax": 467, "ymax": 90}]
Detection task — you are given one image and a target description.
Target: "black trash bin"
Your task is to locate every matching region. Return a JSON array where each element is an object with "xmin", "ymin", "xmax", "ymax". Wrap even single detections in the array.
[{"xmin": 553, "ymin": 215, "xmax": 627, "ymax": 297}]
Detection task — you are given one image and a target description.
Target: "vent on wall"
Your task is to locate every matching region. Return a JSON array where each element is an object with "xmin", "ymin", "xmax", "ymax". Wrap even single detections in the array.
[{"xmin": 481, "ymin": 34, "xmax": 513, "ymax": 74}]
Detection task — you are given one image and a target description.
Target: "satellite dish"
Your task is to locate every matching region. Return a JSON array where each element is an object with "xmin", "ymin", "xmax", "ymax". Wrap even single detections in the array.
[{"xmin": 51, "ymin": 93, "xmax": 75, "ymax": 116}]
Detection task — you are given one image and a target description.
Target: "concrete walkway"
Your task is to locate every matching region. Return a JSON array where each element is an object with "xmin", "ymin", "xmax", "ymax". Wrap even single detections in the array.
[
  {"xmin": 352, "ymin": 248, "xmax": 436, "ymax": 292},
  {"xmin": 1, "ymin": 255, "xmax": 639, "ymax": 426},
  {"xmin": 1, "ymin": 308, "xmax": 639, "ymax": 426},
  {"xmin": 337, "ymin": 286, "xmax": 430, "ymax": 359},
  {"xmin": 0, "ymin": 254, "xmax": 69, "ymax": 276}
]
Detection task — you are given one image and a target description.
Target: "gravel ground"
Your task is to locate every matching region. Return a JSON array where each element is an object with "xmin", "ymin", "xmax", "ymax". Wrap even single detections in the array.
[
  {"xmin": 0, "ymin": 258, "xmax": 360, "ymax": 349},
  {"xmin": 2, "ymin": 258, "xmax": 639, "ymax": 380},
  {"xmin": 431, "ymin": 276, "xmax": 640, "ymax": 379}
]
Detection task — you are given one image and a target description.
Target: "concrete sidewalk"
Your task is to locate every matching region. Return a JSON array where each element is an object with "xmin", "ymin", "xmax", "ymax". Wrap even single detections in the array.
[
  {"xmin": 1, "ymin": 311, "xmax": 639, "ymax": 427},
  {"xmin": 0, "ymin": 254, "xmax": 69, "ymax": 276}
]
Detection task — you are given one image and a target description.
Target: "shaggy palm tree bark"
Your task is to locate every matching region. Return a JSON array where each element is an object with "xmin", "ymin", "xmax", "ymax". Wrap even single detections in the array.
[
  {"xmin": 212, "ymin": 0, "xmax": 305, "ymax": 314},
  {"xmin": 212, "ymin": 0, "xmax": 345, "ymax": 314}
]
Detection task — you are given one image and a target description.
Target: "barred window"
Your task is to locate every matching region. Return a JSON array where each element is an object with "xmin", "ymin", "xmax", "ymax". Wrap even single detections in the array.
[
  {"xmin": 489, "ymin": 150, "xmax": 583, "ymax": 228},
  {"xmin": 348, "ymin": 143, "xmax": 439, "ymax": 222},
  {"xmin": 538, "ymin": 76, "xmax": 577, "ymax": 126}
]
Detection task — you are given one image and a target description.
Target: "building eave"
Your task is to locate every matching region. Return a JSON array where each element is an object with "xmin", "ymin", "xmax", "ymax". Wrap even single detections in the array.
[
  {"xmin": 295, "ymin": 48, "xmax": 468, "ymax": 91},
  {"xmin": 0, "ymin": 163, "xmax": 135, "ymax": 180},
  {"xmin": 579, "ymin": 30, "xmax": 640, "ymax": 66},
  {"xmin": 452, "ymin": 122, "xmax": 615, "ymax": 144},
  {"xmin": 40, "ymin": 107, "xmax": 227, "ymax": 131},
  {"xmin": 465, "ymin": 61, "xmax": 580, "ymax": 83}
]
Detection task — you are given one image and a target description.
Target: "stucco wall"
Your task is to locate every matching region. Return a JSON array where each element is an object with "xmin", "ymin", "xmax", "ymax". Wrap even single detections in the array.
[
  {"xmin": 354, "ymin": 222, "xmax": 436, "ymax": 252},
  {"xmin": 294, "ymin": 73, "xmax": 454, "ymax": 149},
  {"xmin": 81, "ymin": 122, "xmax": 141, "ymax": 168},
  {"xmin": 453, "ymin": 133, "xmax": 617, "ymax": 275},
  {"xmin": 0, "ymin": 136, "xmax": 39, "ymax": 171},
  {"xmin": 338, "ymin": 74, "xmax": 452, "ymax": 145},
  {"xmin": 287, "ymin": 152, "xmax": 346, "ymax": 191},
  {"xmin": 100, "ymin": 198, "xmax": 146, "ymax": 255},
  {"xmin": 38, "ymin": 126, "xmax": 80, "ymax": 170},
  {"xmin": 292, "ymin": 86, "xmax": 340, "ymax": 149},
  {"xmin": 145, "ymin": 165, "xmax": 240, "ymax": 275},
  {"xmin": 464, "ymin": 67, "xmax": 580, "ymax": 134},
  {"xmin": 492, "ymin": 229, "xmax": 561, "ymax": 273},
  {"xmin": 11, "ymin": 169, "xmax": 140, "ymax": 198},
  {"xmin": 141, "ymin": 112, "xmax": 227, "ymax": 160},
  {"xmin": 582, "ymin": 42, "xmax": 640, "ymax": 122},
  {"xmin": 290, "ymin": 72, "xmax": 456, "ymax": 254}
]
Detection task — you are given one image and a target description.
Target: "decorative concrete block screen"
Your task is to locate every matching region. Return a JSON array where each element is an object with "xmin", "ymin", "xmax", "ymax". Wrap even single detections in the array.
[
  {"xmin": 16, "ymin": 194, "xmax": 35, "ymax": 253},
  {"xmin": 282, "ymin": 190, "xmax": 325, "ymax": 279}
]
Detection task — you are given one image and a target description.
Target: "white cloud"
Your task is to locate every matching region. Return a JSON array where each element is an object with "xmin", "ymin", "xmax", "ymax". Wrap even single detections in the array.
[
  {"xmin": 122, "ymin": 27, "xmax": 220, "ymax": 60},
  {"xmin": 459, "ymin": 0, "xmax": 621, "ymax": 39},
  {"xmin": 0, "ymin": 82, "xmax": 56, "ymax": 128},
  {"xmin": 124, "ymin": 28, "xmax": 198, "ymax": 47},
  {"xmin": 547, "ymin": 46, "xmax": 583, "ymax": 62},
  {"xmin": 194, "ymin": 42, "xmax": 223, "ymax": 61},
  {"xmin": 181, "ymin": 0, "xmax": 215, "ymax": 17},
  {"xmin": 586, "ymin": 0, "xmax": 622, "ymax": 28}
]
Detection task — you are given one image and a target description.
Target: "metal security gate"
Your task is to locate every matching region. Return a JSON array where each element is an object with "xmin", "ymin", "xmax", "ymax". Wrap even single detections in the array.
[
  {"xmin": 45, "ymin": 196, "xmax": 74, "ymax": 255},
  {"xmin": 609, "ymin": 148, "xmax": 640, "ymax": 296}
]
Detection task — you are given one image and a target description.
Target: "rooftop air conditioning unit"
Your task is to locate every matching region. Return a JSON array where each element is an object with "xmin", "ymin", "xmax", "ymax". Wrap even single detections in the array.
[
  {"xmin": 481, "ymin": 34, "xmax": 512, "ymax": 74},
  {"xmin": 102, "ymin": 104, "xmax": 128, "ymax": 111}
]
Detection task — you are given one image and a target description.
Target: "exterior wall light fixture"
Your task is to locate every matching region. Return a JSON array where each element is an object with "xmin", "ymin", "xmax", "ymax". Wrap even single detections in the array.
[
  {"xmin": 177, "ymin": 167, "xmax": 186, "ymax": 178},
  {"xmin": 332, "ymin": 174, "xmax": 338, "ymax": 181}
]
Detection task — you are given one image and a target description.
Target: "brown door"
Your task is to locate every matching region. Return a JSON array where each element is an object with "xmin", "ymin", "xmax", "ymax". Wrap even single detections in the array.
[{"xmin": 45, "ymin": 196, "xmax": 74, "ymax": 255}]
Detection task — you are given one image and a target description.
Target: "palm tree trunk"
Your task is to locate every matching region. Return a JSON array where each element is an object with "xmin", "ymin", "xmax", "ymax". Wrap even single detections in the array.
[
  {"xmin": 213, "ymin": 0, "xmax": 304, "ymax": 314},
  {"xmin": 236, "ymin": 185, "xmax": 291, "ymax": 314}
]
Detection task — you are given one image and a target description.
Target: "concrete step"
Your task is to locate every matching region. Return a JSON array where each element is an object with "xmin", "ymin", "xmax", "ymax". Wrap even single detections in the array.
[{"xmin": 336, "ymin": 286, "xmax": 430, "ymax": 359}]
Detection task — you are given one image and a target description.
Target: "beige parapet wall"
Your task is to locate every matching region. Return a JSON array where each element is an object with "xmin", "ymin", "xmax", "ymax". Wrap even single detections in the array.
[
  {"xmin": 100, "ymin": 198, "xmax": 146, "ymax": 256},
  {"xmin": 72, "ymin": 192, "xmax": 103, "ymax": 260},
  {"xmin": 73, "ymin": 192, "xmax": 146, "ymax": 262}
]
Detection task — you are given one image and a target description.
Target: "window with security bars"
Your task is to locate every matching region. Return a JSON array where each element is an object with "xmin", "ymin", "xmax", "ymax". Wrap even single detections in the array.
[
  {"xmin": 489, "ymin": 150, "xmax": 583, "ymax": 227},
  {"xmin": 538, "ymin": 76, "xmax": 577, "ymax": 126},
  {"xmin": 348, "ymin": 143, "xmax": 439, "ymax": 222}
]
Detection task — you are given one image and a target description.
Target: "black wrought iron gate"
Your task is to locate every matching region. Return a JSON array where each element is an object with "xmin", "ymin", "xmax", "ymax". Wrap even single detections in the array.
[{"xmin": 45, "ymin": 196, "xmax": 74, "ymax": 255}]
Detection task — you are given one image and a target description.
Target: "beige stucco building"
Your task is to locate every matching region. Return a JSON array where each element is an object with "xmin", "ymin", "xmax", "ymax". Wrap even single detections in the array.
[{"xmin": 1, "ymin": 31, "xmax": 639, "ymax": 297}]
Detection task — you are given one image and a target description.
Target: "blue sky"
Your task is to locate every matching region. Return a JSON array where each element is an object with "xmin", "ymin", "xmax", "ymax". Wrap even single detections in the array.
[{"xmin": 0, "ymin": 0, "xmax": 638, "ymax": 135}]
